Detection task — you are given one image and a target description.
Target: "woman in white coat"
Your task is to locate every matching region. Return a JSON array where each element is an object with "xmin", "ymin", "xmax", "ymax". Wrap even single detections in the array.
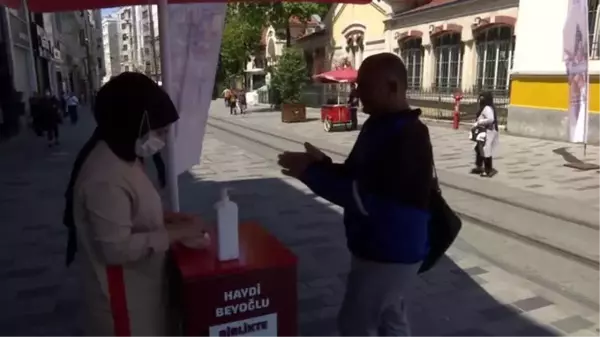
[
  {"xmin": 470, "ymin": 92, "xmax": 499, "ymax": 177},
  {"xmin": 63, "ymin": 72, "xmax": 205, "ymax": 335}
]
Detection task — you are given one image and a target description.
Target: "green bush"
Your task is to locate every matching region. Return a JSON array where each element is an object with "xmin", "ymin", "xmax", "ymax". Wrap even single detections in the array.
[{"xmin": 271, "ymin": 48, "xmax": 308, "ymax": 104}]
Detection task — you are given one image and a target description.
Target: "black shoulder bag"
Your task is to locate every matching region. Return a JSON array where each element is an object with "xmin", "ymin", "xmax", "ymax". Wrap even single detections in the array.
[{"xmin": 418, "ymin": 165, "xmax": 462, "ymax": 274}]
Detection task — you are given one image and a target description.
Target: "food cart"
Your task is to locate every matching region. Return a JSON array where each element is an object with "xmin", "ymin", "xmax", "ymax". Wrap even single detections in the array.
[{"xmin": 312, "ymin": 68, "xmax": 358, "ymax": 132}]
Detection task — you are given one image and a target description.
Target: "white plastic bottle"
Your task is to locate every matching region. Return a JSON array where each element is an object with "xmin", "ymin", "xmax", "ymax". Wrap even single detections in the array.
[{"xmin": 215, "ymin": 188, "xmax": 240, "ymax": 261}]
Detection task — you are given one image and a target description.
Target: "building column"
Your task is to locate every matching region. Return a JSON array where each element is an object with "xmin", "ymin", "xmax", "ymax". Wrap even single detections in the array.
[
  {"xmin": 422, "ymin": 44, "xmax": 434, "ymax": 89},
  {"xmin": 384, "ymin": 28, "xmax": 392, "ymax": 53},
  {"xmin": 461, "ymin": 40, "xmax": 476, "ymax": 92}
]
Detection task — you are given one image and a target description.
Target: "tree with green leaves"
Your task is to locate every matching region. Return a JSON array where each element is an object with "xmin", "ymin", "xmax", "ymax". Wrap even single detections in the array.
[
  {"xmin": 215, "ymin": 3, "xmax": 328, "ymax": 94},
  {"xmin": 271, "ymin": 47, "xmax": 308, "ymax": 104},
  {"xmin": 218, "ymin": 4, "xmax": 264, "ymax": 83},
  {"xmin": 236, "ymin": 2, "xmax": 330, "ymax": 47}
]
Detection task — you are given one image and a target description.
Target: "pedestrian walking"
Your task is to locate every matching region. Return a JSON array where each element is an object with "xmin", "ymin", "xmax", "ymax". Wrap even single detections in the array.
[
  {"xmin": 348, "ymin": 83, "xmax": 359, "ymax": 130},
  {"xmin": 29, "ymin": 92, "xmax": 44, "ymax": 137},
  {"xmin": 66, "ymin": 92, "xmax": 79, "ymax": 125},
  {"xmin": 278, "ymin": 53, "xmax": 434, "ymax": 336},
  {"xmin": 62, "ymin": 72, "xmax": 209, "ymax": 336},
  {"xmin": 469, "ymin": 92, "xmax": 499, "ymax": 177},
  {"xmin": 223, "ymin": 88, "xmax": 231, "ymax": 107},
  {"xmin": 229, "ymin": 92, "xmax": 237, "ymax": 115},
  {"xmin": 237, "ymin": 88, "xmax": 247, "ymax": 114},
  {"xmin": 40, "ymin": 90, "xmax": 61, "ymax": 147}
]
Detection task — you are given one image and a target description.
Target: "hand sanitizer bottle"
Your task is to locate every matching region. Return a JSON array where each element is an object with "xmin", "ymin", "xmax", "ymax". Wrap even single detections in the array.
[{"xmin": 215, "ymin": 188, "xmax": 239, "ymax": 261}]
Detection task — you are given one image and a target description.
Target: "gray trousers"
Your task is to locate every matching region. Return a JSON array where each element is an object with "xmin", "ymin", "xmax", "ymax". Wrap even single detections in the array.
[{"xmin": 338, "ymin": 256, "xmax": 421, "ymax": 336}]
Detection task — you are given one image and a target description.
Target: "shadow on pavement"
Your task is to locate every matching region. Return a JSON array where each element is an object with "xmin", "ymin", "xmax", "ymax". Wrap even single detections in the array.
[
  {"xmin": 553, "ymin": 147, "xmax": 584, "ymax": 164},
  {"xmin": 178, "ymin": 173, "xmax": 557, "ymax": 336}
]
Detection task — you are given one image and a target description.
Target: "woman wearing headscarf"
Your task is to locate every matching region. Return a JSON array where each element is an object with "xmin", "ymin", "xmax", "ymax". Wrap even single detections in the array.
[
  {"xmin": 470, "ymin": 92, "xmax": 499, "ymax": 177},
  {"xmin": 63, "ymin": 72, "xmax": 206, "ymax": 336}
]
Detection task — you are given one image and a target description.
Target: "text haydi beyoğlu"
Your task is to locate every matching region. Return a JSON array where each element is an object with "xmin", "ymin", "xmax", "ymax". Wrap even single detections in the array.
[{"xmin": 215, "ymin": 283, "xmax": 270, "ymax": 317}]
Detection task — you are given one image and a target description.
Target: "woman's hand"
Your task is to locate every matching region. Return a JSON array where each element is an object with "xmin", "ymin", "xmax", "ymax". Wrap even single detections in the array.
[
  {"xmin": 164, "ymin": 211, "xmax": 195, "ymax": 225},
  {"xmin": 164, "ymin": 212, "xmax": 208, "ymax": 243},
  {"xmin": 167, "ymin": 223, "xmax": 198, "ymax": 243}
]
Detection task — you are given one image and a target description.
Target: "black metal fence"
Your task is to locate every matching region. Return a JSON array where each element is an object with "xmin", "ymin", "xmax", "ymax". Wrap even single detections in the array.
[
  {"xmin": 259, "ymin": 84, "xmax": 510, "ymax": 126},
  {"xmin": 407, "ymin": 86, "xmax": 510, "ymax": 125}
]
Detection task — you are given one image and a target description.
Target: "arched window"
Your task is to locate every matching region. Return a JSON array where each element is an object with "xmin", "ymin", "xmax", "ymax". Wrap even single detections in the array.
[
  {"xmin": 433, "ymin": 33, "xmax": 463, "ymax": 90},
  {"xmin": 345, "ymin": 34, "xmax": 364, "ymax": 69},
  {"xmin": 590, "ymin": 0, "xmax": 600, "ymax": 59},
  {"xmin": 475, "ymin": 26, "xmax": 514, "ymax": 91},
  {"xmin": 400, "ymin": 38, "xmax": 423, "ymax": 90}
]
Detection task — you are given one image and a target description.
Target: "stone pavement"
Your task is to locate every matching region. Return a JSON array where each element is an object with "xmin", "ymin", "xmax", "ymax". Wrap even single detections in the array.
[
  {"xmin": 0, "ymin": 105, "xmax": 596, "ymax": 336},
  {"xmin": 214, "ymin": 104, "xmax": 600, "ymax": 208},
  {"xmin": 0, "ymin": 110, "xmax": 96, "ymax": 335}
]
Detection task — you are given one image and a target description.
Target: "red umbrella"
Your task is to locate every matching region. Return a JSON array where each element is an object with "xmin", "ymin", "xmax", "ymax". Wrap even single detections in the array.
[
  {"xmin": 2, "ymin": 0, "xmax": 369, "ymax": 12},
  {"xmin": 313, "ymin": 67, "xmax": 358, "ymax": 83}
]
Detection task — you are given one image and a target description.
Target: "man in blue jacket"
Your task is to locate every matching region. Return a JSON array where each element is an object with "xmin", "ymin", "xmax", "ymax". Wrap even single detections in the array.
[{"xmin": 278, "ymin": 53, "xmax": 434, "ymax": 336}]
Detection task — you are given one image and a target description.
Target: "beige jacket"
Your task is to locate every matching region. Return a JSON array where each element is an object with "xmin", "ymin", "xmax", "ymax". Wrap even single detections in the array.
[{"xmin": 73, "ymin": 141, "xmax": 170, "ymax": 336}]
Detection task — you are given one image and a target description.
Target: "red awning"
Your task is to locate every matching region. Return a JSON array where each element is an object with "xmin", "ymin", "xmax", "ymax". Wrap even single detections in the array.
[
  {"xmin": 313, "ymin": 68, "xmax": 357, "ymax": 83},
  {"xmin": 1, "ymin": 0, "xmax": 370, "ymax": 13}
]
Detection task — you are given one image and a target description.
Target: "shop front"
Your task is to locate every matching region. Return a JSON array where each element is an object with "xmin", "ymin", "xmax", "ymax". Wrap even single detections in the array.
[
  {"xmin": 3, "ymin": 6, "xmax": 35, "ymax": 139},
  {"xmin": 31, "ymin": 20, "xmax": 53, "ymax": 94}
]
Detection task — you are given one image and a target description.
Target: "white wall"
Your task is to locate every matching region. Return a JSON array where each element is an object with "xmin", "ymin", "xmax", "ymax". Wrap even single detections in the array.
[{"xmin": 512, "ymin": 0, "xmax": 600, "ymax": 75}]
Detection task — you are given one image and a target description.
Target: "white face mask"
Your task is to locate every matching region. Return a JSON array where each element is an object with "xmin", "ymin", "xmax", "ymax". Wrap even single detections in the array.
[
  {"xmin": 134, "ymin": 112, "xmax": 166, "ymax": 157},
  {"xmin": 135, "ymin": 132, "xmax": 165, "ymax": 157}
]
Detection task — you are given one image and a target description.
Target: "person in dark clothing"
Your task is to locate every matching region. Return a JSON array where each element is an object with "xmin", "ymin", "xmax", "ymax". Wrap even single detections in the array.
[
  {"xmin": 62, "ymin": 72, "xmax": 205, "ymax": 336},
  {"xmin": 229, "ymin": 92, "xmax": 237, "ymax": 115},
  {"xmin": 30, "ymin": 93, "xmax": 43, "ymax": 137},
  {"xmin": 40, "ymin": 91, "xmax": 61, "ymax": 147},
  {"xmin": 348, "ymin": 83, "xmax": 359, "ymax": 130},
  {"xmin": 238, "ymin": 89, "xmax": 247, "ymax": 114},
  {"xmin": 278, "ymin": 53, "xmax": 433, "ymax": 336}
]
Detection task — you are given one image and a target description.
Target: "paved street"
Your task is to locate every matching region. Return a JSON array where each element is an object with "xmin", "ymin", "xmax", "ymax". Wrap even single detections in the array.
[
  {"xmin": 0, "ymin": 112, "xmax": 96, "ymax": 335},
  {"xmin": 215, "ymin": 104, "xmax": 600, "ymax": 208},
  {"xmin": 0, "ymin": 105, "xmax": 597, "ymax": 336}
]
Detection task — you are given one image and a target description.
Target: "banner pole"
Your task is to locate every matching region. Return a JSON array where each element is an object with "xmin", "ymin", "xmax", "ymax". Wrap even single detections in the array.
[
  {"xmin": 158, "ymin": 0, "xmax": 180, "ymax": 212},
  {"xmin": 583, "ymin": 53, "xmax": 590, "ymax": 158}
]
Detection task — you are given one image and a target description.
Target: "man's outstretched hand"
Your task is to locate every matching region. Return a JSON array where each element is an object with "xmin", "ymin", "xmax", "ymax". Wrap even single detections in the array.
[
  {"xmin": 278, "ymin": 142, "xmax": 325, "ymax": 178},
  {"xmin": 304, "ymin": 142, "xmax": 326, "ymax": 161}
]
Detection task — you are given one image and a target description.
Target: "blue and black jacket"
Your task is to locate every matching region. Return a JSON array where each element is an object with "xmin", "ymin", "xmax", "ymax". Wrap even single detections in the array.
[{"xmin": 300, "ymin": 109, "xmax": 434, "ymax": 264}]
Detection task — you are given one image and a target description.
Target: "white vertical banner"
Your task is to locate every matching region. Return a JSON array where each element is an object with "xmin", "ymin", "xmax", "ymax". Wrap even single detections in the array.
[
  {"xmin": 168, "ymin": 3, "xmax": 227, "ymax": 174},
  {"xmin": 563, "ymin": 0, "xmax": 589, "ymax": 144}
]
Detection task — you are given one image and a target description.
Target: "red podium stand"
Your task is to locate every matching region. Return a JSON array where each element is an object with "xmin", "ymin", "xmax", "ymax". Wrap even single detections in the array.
[{"xmin": 171, "ymin": 222, "xmax": 298, "ymax": 336}]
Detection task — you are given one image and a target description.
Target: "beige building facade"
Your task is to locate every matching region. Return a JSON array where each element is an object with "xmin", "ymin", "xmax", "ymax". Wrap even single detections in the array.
[{"xmin": 384, "ymin": 0, "xmax": 519, "ymax": 93}]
